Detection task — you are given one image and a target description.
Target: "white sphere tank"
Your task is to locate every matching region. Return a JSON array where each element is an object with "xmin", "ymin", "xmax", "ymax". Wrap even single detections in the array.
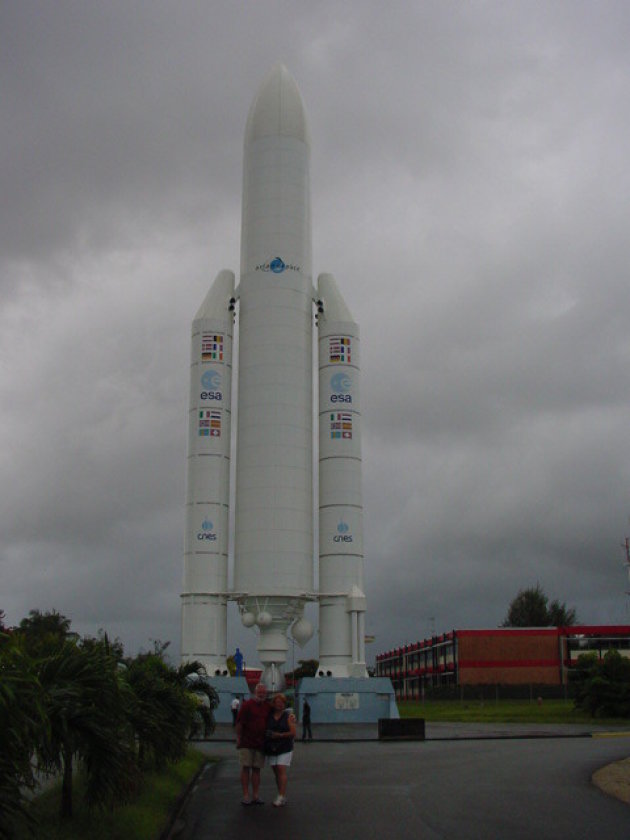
[{"xmin": 291, "ymin": 618, "xmax": 314, "ymax": 647}]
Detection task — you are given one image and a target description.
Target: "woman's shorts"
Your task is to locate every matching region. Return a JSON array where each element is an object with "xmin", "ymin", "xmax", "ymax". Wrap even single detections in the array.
[{"xmin": 268, "ymin": 751, "xmax": 293, "ymax": 767}]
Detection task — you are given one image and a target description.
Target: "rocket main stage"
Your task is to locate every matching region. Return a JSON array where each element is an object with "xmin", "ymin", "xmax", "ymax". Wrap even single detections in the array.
[{"xmin": 181, "ymin": 64, "xmax": 366, "ymax": 687}]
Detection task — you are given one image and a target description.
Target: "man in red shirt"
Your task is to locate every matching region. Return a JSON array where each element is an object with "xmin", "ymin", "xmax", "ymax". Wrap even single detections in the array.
[{"xmin": 235, "ymin": 682, "xmax": 271, "ymax": 805}]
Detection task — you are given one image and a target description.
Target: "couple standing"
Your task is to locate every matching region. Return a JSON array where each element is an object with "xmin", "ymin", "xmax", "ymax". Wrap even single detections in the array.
[{"xmin": 235, "ymin": 683, "xmax": 296, "ymax": 807}]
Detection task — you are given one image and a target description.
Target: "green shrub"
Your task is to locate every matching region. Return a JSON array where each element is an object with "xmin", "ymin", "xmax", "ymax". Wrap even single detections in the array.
[{"xmin": 573, "ymin": 650, "xmax": 630, "ymax": 717}]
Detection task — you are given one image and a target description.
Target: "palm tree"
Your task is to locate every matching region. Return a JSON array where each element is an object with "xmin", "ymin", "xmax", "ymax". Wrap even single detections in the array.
[
  {"xmin": 37, "ymin": 640, "xmax": 137, "ymax": 818},
  {"xmin": 2, "ymin": 616, "xmax": 219, "ymax": 830},
  {"xmin": 0, "ymin": 635, "xmax": 45, "ymax": 838},
  {"xmin": 123, "ymin": 651, "xmax": 218, "ymax": 768},
  {"xmin": 123, "ymin": 653, "xmax": 195, "ymax": 769},
  {"xmin": 175, "ymin": 661, "xmax": 219, "ymax": 740}
]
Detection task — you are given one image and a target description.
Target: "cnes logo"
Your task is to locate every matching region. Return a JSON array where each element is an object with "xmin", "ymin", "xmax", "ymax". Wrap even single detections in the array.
[
  {"xmin": 197, "ymin": 518, "xmax": 217, "ymax": 541},
  {"xmin": 334, "ymin": 520, "xmax": 353, "ymax": 543}
]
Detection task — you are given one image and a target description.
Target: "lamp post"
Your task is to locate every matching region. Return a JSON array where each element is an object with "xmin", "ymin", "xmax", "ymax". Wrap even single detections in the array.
[{"xmin": 291, "ymin": 635, "xmax": 296, "ymax": 715}]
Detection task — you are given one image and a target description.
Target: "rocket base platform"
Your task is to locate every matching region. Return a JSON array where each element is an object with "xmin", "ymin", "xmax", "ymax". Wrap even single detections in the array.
[
  {"xmin": 295, "ymin": 677, "xmax": 399, "ymax": 724},
  {"xmin": 198, "ymin": 675, "xmax": 250, "ymax": 725}
]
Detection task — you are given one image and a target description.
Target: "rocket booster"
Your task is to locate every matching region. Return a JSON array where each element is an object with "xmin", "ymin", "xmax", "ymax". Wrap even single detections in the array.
[
  {"xmin": 181, "ymin": 270, "xmax": 235, "ymax": 673},
  {"xmin": 317, "ymin": 274, "xmax": 366, "ymax": 677}
]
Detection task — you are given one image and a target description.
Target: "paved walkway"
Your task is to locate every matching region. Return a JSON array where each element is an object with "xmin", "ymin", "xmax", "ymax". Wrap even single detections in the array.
[
  {"xmin": 172, "ymin": 725, "xmax": 630, "ymax": 839},
  {"xmin": 208, "ymin": 720, "xmax": 630, "ymax": 742}
]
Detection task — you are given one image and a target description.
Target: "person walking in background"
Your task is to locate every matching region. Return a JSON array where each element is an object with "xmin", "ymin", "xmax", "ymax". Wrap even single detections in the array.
[
  {"xmin": 235, "ymin": 683, "xmax": 270, "ymax": 805},
  {"xmin": 231, "ymin": 695, "xmax": 240, "ymax": 726},
  {"xmin": 301, "ymin": 698, "xmax": 312, "ymax": 741},
  {"xmin": 265, "ymin": 693, "xmax": 296, "ymax": 807}
]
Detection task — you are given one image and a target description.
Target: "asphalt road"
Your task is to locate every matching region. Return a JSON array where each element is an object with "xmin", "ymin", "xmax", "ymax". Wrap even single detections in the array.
[{"xmin": 172, "ymin": 735, "xmax": 630, "ymax": 839}]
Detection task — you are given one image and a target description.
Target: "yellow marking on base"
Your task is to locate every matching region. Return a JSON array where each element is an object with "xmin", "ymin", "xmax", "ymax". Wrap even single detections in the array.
[{"xmin": 592, "ymin": 731, "xmax": 630, "ymax": 739}]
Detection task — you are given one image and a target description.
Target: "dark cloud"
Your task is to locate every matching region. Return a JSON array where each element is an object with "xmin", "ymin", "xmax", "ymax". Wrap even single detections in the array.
[{"xmin": 2, "ymin": 1, "xmax": 630, "ymax": 664}]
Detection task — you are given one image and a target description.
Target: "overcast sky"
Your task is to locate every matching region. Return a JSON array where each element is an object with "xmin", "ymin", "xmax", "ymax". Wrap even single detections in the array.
[{"xmin": 2, "ymin": 1, "xmax": 630, "ymax": 667}]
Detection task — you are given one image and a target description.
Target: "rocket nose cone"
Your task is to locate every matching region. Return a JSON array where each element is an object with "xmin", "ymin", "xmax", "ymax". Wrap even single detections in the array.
[{"xmin": 245, "ymin": 63, "xmax": 310, "ymax": 147}]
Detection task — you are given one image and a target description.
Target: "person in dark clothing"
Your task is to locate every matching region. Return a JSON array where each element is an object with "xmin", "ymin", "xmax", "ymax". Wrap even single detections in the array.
[
  {"xmin": 265, "ymin": 693, "xmax": 296, "ymax": 807},
  {"xmin": 235, "ymin": 683, "xmax": 270, "ymax": 805},
  {"xmin": 301, "ymin": 698, "xmax": 312, "ymax": 741}
]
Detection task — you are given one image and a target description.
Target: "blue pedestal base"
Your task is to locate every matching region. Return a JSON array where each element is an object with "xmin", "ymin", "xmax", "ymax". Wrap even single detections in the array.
[
  {"xmin": 203, "ymin": 675, "xmax": 251, "ymax": 724},
  {"xmin": 295, "ymin": 677, "xmax": 399, "ymax": 724}
]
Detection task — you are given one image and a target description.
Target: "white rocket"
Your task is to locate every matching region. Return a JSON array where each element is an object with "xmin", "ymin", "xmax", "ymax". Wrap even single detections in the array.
[{"xmin": 181, "ymin": 64, "xmax": 366, "ymax": 684}]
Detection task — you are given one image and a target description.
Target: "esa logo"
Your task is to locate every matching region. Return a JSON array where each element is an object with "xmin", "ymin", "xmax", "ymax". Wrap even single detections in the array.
[
  {"xmin": 200, "ymin": 369, "xmax": 222, "ymax": 401},
  {"xmin": 330, "ymin": 371, "xmax": 352, "ymax": 404},
  {"xmin": 334, "ymin": 520, "xmax": 353, "ymax": 543},
  {"xmin": 197, "ymin": 519, "xmax": 217, "ymax": 541}
]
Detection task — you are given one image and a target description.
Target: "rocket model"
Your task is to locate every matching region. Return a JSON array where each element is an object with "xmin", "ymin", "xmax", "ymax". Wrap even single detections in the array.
[{"xmin": 181, "ymin": 64, "xmax": 366, "ymax": 685}]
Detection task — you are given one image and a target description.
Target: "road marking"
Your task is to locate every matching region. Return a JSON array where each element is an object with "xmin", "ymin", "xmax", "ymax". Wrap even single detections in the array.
[{"xmin": 591, "ymin": 731, "xmax": 630, "ymax": 739}]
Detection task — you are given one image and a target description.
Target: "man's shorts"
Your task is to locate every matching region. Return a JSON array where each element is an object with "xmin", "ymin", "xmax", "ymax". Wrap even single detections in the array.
[{"xmin": 238, "ymin": 748, "xmax": 265, "ymax": 769}]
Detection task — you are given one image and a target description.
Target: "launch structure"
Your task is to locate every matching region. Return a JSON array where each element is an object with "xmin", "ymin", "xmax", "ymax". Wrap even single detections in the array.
[
  {"xmin": 622, "ymin": 536, "xmax": 630, "ymax": 596},
  {"xmin": 181, "ymin": 64, "xmax": 367, "ymax": 688}
]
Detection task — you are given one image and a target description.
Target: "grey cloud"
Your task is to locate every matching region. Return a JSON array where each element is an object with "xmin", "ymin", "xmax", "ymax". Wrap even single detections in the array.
[{"xmin": 2, "ymin": 1, "xmax": 630, "ymax": 664}]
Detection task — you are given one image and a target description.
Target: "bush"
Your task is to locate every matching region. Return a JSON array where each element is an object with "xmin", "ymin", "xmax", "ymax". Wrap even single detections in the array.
[{"xmin": 573, "ymin": 650, "xmax": 630, "ymax": 717}]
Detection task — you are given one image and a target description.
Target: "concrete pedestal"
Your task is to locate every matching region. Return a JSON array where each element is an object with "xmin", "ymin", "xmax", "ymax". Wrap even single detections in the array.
[
  {"xmin": 204, "ymin": 675, "xmax": 250, "ymax": 724},
  {"xmin": 295, "ymin": 677, "xmax": 398, "ymax": 724}
]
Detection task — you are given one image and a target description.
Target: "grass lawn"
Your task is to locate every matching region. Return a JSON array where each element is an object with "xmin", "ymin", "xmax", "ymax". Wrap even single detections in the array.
[
  {"xmin": 399, "ymin": 698, "xmax": 630, "ymax": 726},
  {"xmin": 14, "ymin": 748, "xmax": 210, "ymax": 840}
]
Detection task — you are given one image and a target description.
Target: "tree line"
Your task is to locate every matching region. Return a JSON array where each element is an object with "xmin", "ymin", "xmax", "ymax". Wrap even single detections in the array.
[
  {"xmin": 0, "ymin": 609, "xmax": 218, "ymax": 838},
  {"xmin": 502, "ymin": 586, "xmax": 630, "ymax": 717}
]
